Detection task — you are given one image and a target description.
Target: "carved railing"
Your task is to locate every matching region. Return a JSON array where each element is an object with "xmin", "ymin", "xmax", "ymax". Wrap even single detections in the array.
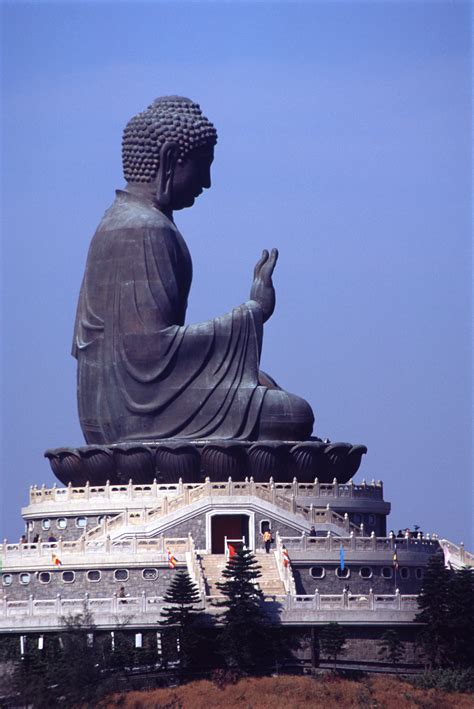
[
  {"xmin": 0, "ymin": 536, "xmax": 191, "ymax": 565},
  {"xmin": 279, "ymin": 533, "xmax": 440, "ymax": 553},
  {"xmin": 438, "ymin": 539, "xmax": 474, "ymax": 568},
  {"xmin": 28, "ymin": 477, "xmax": 384, "ymax": 506},
  {"xmin": 0, "ymin": 590, "xmax": 419, "ymax": 620},
  {"xmin": 80, "ymin": 478, "xmax": 361, "ymax": 542}
]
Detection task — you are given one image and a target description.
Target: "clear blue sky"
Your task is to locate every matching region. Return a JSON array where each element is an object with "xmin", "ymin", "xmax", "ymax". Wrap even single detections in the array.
[{"xmin": 1, "ymin": 1, "xmax": 472, "ymax": 545}]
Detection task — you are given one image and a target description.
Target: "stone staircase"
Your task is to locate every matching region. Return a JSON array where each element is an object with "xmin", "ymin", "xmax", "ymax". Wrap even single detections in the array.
[{"xmin": 198, "ymin": 551, "xmax": 286, "ymax": 597}]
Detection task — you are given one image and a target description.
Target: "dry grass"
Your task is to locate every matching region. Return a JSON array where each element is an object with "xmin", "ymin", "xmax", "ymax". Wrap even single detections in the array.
[{"xmin": 99, "ymin": 674, "xmax": 474, "ymax": 709}]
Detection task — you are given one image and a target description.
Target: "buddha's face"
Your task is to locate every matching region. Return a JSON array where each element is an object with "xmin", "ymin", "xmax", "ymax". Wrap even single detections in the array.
[{"xmin": 170, "ymin": 145, "xmax": 214, "ymax": 210}]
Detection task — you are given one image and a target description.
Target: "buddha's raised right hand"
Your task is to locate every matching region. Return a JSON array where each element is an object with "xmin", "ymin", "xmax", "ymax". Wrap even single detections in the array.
[{"xmin": 250, "ymin": 248, "xmax": 278, "ymax": 323}]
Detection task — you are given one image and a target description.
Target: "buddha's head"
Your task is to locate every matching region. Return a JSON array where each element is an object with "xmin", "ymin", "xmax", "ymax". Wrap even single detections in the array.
[{"xmin": 122, "ymin": 96, "xmax": 217, "ymax": 212}]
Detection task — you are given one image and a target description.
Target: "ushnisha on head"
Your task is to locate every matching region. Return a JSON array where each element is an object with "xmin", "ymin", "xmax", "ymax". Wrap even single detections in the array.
[{"xmin": 122, "ymin": 96, "xmax": 217, "ymax": 184}]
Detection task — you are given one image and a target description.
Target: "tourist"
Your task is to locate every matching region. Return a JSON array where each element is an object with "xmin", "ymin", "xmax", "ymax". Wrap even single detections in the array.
[
  {"xmin": 19, "ymin": 534, "xmax": 27, "ymax": 544},
  {"xmin": 263, "ymin": 529, "xmax": 272, "ymax": 554},
  {"xmin": 309, "ymin": 526, "xmax": 317, "ymax": 537}
]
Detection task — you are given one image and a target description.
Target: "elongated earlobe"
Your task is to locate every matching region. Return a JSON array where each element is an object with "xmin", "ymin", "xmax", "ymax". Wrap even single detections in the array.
[{"xmin": 155, "ymin": 142, "xmax": 179, "ymax": 211}]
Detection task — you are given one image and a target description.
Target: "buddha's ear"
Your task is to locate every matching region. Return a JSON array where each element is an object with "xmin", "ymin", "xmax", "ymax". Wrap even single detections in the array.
[{"xmin": 156, "ymin": 142, "xmax": 180, "ymax": 209}]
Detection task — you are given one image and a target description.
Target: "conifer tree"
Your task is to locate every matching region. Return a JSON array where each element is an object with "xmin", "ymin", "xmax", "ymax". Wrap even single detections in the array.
[
  {"xmin": 215, "ymin": 547, "xmax": 271, "ymax": 672},
  {"xmin": 448, "ymin": 566, "xmax": 474, "ymax": 668},
  {"xmin": 159, "ymin": 569, "xmax": 203, "ymax": 670},
  {"xmin": 415, "ymin": 553, "xmax": 451, "ymax": 667},
  {"xmin": 378, "ymin": 629, "xmax": 404, "ymax": 671},
  {"xmin": 319, "ymin": 622, "xmax": 347, "ymax": 671}
]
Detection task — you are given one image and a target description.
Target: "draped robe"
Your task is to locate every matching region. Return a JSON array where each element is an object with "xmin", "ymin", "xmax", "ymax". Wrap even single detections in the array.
[{"xmin": 73, "ymin": 190, "xmax": 268, "ymax": 444}]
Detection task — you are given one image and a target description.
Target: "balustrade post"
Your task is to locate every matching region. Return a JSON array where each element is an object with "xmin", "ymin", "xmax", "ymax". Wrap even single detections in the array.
[
  {"xmin": 343, "ymin": 590, "xmax": 348, "ymax": 608},
  {"xmin": 349, "ymin": 479, "xmax": 354, "ymax": 497},
  {"xmin": 28, "ymin": 594, "xmax": 34, "ymax": 616},
  {"xmin": 141, "ymin": 591, "xmax": 146, "ymax": 613},
  {"xmin": 327, "ymin": 531, "xmax": 332, "ymax": 552},
  {"xmin": 291, "ymin": 494, "xmax": 296, "ymax": 513},
  {"xmin": 205, "ymin": 477, "xmax": 211, "ymax": 496},
  {"xmin": 315, "ymin": 589, "xmax": 320, "ymax": 610},
  {"xmin": 112, "ymin": 592, "xmax": 118, "ymax": 614},
  {"xmin": 85, "ymin": 481, "xmax": 90, "ymax": 500},
  {"xmin": 389, "ymin": 531, "xmax": 394, "ymax": 550},
  {"xmin": 227, "ymin": 477, "xmax": 233, "ymax": 495},
  {"xmin": 128, "ymin": 479, "xmax": 133, "ymax": 499},
  {"xmin": 371, "ymin": 531, "xmax": 376, "ymax": 550},
  {"xmin": 333, "ymin": 478, "xmax": 339, "ymax": 497},
  {"xmin": 344, "ymin": 513, "xmax": 350, "ymax": 532},
  {"xmin": 249, "ymin": 476, "xmax": 255, "ymax": 496},
  {"xmin": 132, "ymin": 536, "xmax": 138, "ymax": 554},
  {"xmin": 163, "ymin": 497, "xmax": 169, "ymax": 515},
  {"xmin": 369, "ymin": 588, "xmax": 374, "ymax": 610},
  {"xmin": 178, "ymin": 477, "xmax": 184, "ymax": 494},
  {"xmin": 325, "ymin": 503, "xmax": 331, "ymax": 523},
  {"xmin": 460, "ymin": 542, "xmax": 465, "ymax": 563},
  {"xmin": 350, "ymin": 531, "xmax": 356, "ymax": 550},
  {"xmin": 395, "ymin": 588, "xmax": 401, "ymax": 610},
  {"xmin": 184, "ymin": 486, "xmax": 190, "ymax": 504},
  {"xmin": 314, "ymin": 477, "xmax": 320, "ymax": 496},
  {"xmin": 152, "ymin": 478, "xmax": 158, "ymax": 497},
  {"xmin": 41, "ymin": 483, "xmax": 46, "ymax": 501},
  {"xmin": 56, "ymin": 593, "xmax": 62, "ymax": 615},
  {"xmin": 292, "ymin": 477, "xmax": 298, "ymax": 496},
  {"xmin": 309, "ymin": 504, "xmax": 315, "ymax": 525},
  {"xmin": 360, "ymin": 522, "xmax": 364, "ymax": 537},
  {"xmin": 105, "ymin": 480, "xmax": 110, "ymax": 499},
  {"xmin": 67, "ymin": 481, "xmax": 72, "ymax": 500}
]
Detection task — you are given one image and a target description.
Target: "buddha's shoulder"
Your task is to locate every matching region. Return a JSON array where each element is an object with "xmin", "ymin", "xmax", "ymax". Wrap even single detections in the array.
[{"xmin": 97, "ymin": 190, "xmax": 176, "ymax": 234}]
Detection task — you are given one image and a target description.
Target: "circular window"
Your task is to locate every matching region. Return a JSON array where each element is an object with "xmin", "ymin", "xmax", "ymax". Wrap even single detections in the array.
[
  {"xmin": 360, "ymin": 567, "xmax": 373, "ymax": 579},
  {"xmin": 57, "ymin": 518, "xmax": 67, "ymax": 529},
  {"xmin": 415, "ymin": 568, "xmax": 423, "ymax": 580},
  {"xmin": 336, "ymin": 567, "xmax": 350, "ymax": 579},
  {"xmin": 20, "ymin": 573, "xmax": 31, "ymax": 585},
  {"xmin": 39, "ymin": 572, "xmax": 51, "ymax": 584},
  {"xmin": 41, "ymin": 519, "xmax": 51, "ymax": 531},
  {"xmin": 309, "ymin": 566, "xmax": 325, "ymax": 579},
  {"xmin": 142, "ymin": 568, "xmax": 158, "ymax": 581},
  {"xmin": 399, "ymin": 567, "xmax": 410, "ymax": 579},
  {"xmin": 2, "ymin": 574, "xmax": 12, "ymax": 586},
  {"xmin": 62, "ymin": 571, "xmax": 75, "ymax": 583},
  {"xmin": 114, "ymin": 569, "xmax": 129, "ymax": 582},
  {"xmin": 76, "ymin": 517, "xmax": 87, "ymax": 528},
  {"xmin": 87, "ymin": 570, "xmax": 101, "ymax": 582},
  {"xmin": 381, "ymin": 567, "xmax": 393, "ymax": 579}
]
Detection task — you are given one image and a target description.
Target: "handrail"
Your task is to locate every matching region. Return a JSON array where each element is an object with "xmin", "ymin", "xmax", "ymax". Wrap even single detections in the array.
[
  {"xmin": 0, "ymin": 590, "xmax": 419, "ymax": 619},
  {"xmin": 28, "ymin": 477, "xmax": 384, "ymax": 506}
]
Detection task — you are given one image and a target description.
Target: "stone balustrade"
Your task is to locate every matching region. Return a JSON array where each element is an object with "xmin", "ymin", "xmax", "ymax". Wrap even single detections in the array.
[
  {"xmin": 279, "ymin": 533, "xmax": 440, "ymax": 554},
  {"xmin": 28, "ymin": 477, "xmax": 384, "ymax": 506},
  {"xmin": 0, "ymin": 590, "xmax": 419, "ymax": 629}
]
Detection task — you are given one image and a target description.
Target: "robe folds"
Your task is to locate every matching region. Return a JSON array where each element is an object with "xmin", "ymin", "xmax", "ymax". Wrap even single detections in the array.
[{"xmin": 73, "ymin": 190, "xmax": 267, "ymax": 444}]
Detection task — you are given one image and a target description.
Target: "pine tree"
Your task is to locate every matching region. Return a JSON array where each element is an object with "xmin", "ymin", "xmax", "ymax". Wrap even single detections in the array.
[
  {"xmin": 159, "ymin": 569, "xmax": 203, "ymax": 670},
  {"xmin": 415, "ymin": 553, "xmax": 451, "ymax": 668},
  {"xmin": 319, "ymin": 622, "xmax": 347, "ymax": 672},
  {"xmin": 378, "ymin": 629, "xmax": 404, "ymax": 671},
  {"xmin": 448, "ymin": 566, "xmax": 474, "ymax": 668},
  {"xmin": 215, "ymin": 547, "xmax": 272, "ymax": 672}
]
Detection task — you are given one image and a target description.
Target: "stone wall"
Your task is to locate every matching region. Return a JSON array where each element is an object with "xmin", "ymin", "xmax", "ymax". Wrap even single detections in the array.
[{"xmin": 292, "ymin": 563, "xmax": 424, "ymax": 595}]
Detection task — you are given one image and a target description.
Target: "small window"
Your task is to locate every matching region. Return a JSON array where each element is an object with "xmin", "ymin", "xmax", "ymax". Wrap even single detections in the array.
[
  {"xmin": 38, "ymin": 572, "xmax": 51, "ymax": 584},
  {"xmin": 62, "ymin": 571, "xmax": 75, "ymax": 583},
  {"xmin": 42, "ymin": 519, "xmax": 51, "ymax": 531},
  {"xmin": 87, "ymin": 570, "xmax": 101, "ymax": 582},
  {"xmin": 381, "ymin": 567, "xmax": 393, "ymax": 579},
  {"xmin": 143, "ymin": 568, "xmax": 158, "ymax": 581},
  {"xmin": 2, "ymin": 574, "xmax": 12, "ymax": 586},
  {"xmin": 20, "ymin": 573, "xmax": 31, "ymax": 585},
  {"xmin": 336, "ymin": 567, "xmax": 350, "ymax": 579},
  {"xmin": 368, "ymin": 514, "xmax": 376, "ymax": 525},
  {"xmin": 114, "ymin": 569, "xmax": 129, "ymax": 582},
  {"xmin": 57, "ymin": 518, "xmax": 67, "ymax": 529},
  {"xmin": 399, "ymin": 567, "xmax": 410, "ymax": 579},
  {"xmin": 76, "ymin": 517, "xmax": 87, "ymax": 528},
  {"xmin": 309, "ymin": 566, "xmax": 325, "ymax": 579},
  {"xmin": 415, "ymin": 568, "xmax": 423, "ymax": 580},
  {"xmin": 360, "ymin": 567, "xmax": 372, "ymax": 579}
]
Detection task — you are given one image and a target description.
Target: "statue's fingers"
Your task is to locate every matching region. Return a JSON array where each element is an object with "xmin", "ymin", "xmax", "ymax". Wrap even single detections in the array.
[
  {"xmin": 261, "ymin": 248, "xmax": 279, "ymax": 282},
  {"xmin": 253, "ymin": 249, "xmax": 269, "ymax": 279}
]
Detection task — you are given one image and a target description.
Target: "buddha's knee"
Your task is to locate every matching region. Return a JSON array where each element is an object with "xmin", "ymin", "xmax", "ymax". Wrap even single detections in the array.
[{"xmin": 257, "ymin": 389, "xmax": 314, "ymax": 441}]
